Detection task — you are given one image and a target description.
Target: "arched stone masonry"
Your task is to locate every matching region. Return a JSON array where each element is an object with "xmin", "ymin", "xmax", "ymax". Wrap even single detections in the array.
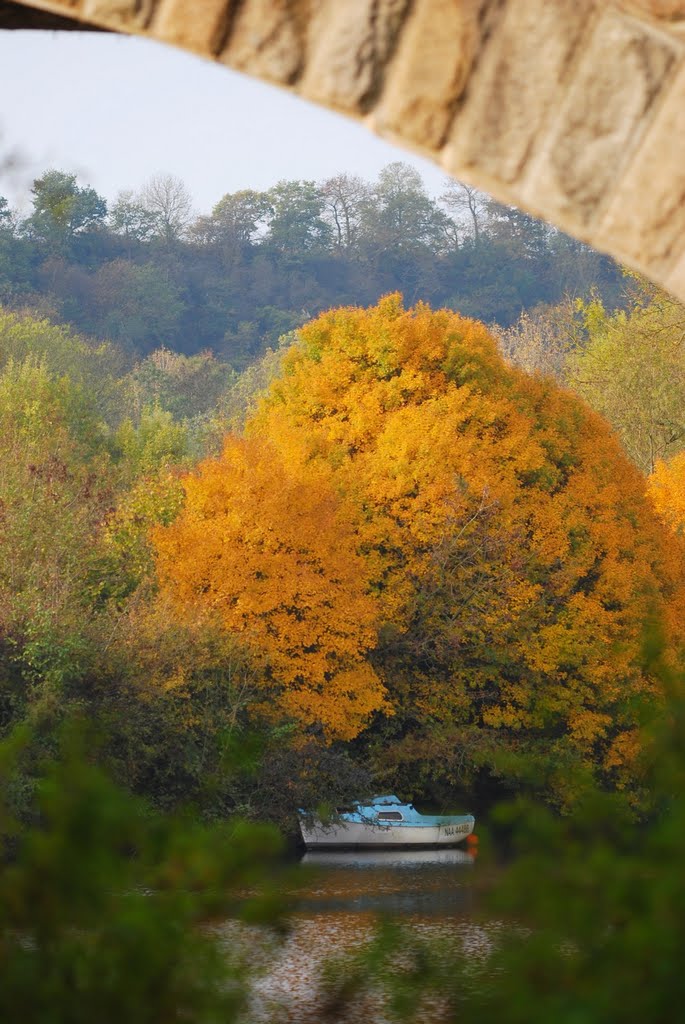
[{"xmin": 4, "ymin": 0, "xmax": 685, "ymax": 301}]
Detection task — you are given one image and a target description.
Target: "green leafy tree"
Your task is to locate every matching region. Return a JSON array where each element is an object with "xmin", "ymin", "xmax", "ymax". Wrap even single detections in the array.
[
  {"xmin": 486, "ymin": 198, "xmax": 551, "ymax": 259},
  {"xmin": 0, "ymin": 197, "xmax": 32, "ymax": 301},
  {"xmin": 0, "ymin": 307, "xmax": 125, "ymax": 421},
  {"xmin": 265, "ymin": 180, "xmax": 331, "ymax": 254},
  {"xmin": 196, "ymin": 188, "xmax": 272, "ymax": 253},
  {"xmin": 0, "ymin": 196, "xmax": 11, "ymax": 231},
  {"xmin": 93, "ymin": 471, "xmax": 185, "ymax": 605},
  {"xmin": 568, "ymin": 286, "xmax": 685, "ymax": 474},
  {"xmin": 109, "ymin": 190, "xmax": 157, "ymax": 251},
  {"xmin": 217, "ymin": 332, "xmax": 294, "ymax": 434},
  {"xmin": 25, "ymin": 170, "xmax": 107, "ymax": 253},
  {"xmin": 86, "ymin": 259, "xmax": 185, "ymax": 354},
  {"xmin": 364, "ymin": 162, "xmax": 450, "ymax": 254},
  {"xmin": 113, "ymin": 405, "xmax": 190, "ymax": 479},
  {"xmin": 0, "ymin": 358, "xmax": 110, "ymax": 715}
]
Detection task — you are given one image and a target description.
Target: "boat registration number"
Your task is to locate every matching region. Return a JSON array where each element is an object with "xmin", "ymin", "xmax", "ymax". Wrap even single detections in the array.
[{"xmin": 443, "ymin": 824, "xmax": 470, "ymax": 837}]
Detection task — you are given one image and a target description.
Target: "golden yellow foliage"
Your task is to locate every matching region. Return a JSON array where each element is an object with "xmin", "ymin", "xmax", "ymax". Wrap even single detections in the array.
[
  {"xmin": 153, "ymin": 435, "xmax": 385, "ymax": 741},
  {"xmin": 648, "ymin": 451, "xmax": 685, "ymax": 536},
  {"xmin": 249, "ymin": 295, "xmax": 685, "ymax": 789},
  {"xmin": 150, "ymin": 295, "xmax": 685, "ymax": 791}
]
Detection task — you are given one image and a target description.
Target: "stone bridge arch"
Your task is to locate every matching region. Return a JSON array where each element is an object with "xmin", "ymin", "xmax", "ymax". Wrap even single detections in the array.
[{"xmin": 4, "ymin": 0, "xmax": 685, "ymax": 302}]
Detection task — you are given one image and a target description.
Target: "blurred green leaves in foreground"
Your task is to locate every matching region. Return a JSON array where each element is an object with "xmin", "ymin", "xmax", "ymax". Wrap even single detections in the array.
[
  {"xmin": 4, "ymin": 627, "xmax": 685, "ymax": 1023},
  {"xmin": 0, "ymin": 723, "xmax": 293, "ymax": 1024},
  {"xmin": 322, "ymin": 630, "xmax": 685, "ymax": 1024}
]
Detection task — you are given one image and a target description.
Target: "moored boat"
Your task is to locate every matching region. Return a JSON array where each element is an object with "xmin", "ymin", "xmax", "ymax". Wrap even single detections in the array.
[{"xmin": 299, "ymin": 794, "xmax": 475, "ymax": 850}]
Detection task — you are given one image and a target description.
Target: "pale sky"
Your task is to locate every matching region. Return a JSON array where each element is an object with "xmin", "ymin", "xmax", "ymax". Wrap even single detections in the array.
[{"xmin": 0, "ymin": 30, "xmax": 450, "ymax": 214}]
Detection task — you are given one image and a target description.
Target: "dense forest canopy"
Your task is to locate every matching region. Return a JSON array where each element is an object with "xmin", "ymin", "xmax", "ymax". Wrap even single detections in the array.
[
  {"xmin": 0, "ymin": 281, "xmax": 684, "ymax": 819},
  {"xmin": 3, "ymin": 159, "xmax": 685, "ymax": 1022},
  {"xmin": 1, "ymin": 158, "xmax": 685, "ymax": 821},
  {"xmin": 240, "ymin": 297, "xmax": 685, "ymax": 801},
  {"xmin": 0, "ymin": 163, "xmax": 622, "ymax": 367}
]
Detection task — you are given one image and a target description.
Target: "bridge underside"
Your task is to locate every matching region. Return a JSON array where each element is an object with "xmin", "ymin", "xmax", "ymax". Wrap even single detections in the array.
[
  {"xmin": 0, "ymin": 0, "xmax": 100, "ymax": 29},
  {"xmin": 3, "ymin": 0, "xmax": 685, "ymax": 304}
]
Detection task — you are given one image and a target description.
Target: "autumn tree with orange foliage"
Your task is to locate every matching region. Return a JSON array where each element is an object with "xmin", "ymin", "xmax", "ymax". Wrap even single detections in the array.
[
  {"xmin": 153, "ymin": 435, "xmax": 386, "ymax": 741},
  {"xmin": 245, "ymin": 295, "xmax": 685, "ymax": 802},
  {"xmin": 648, "ymin": 451, "xmax": 685, "ymax": 537}
]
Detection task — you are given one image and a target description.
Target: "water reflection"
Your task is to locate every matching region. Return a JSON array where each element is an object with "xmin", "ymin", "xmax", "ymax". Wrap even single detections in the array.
[
  {"xmin": 244, "ymin": 847, "xmax": 482, "ymax": 1021},
  {"xmin": 301, "ymin": 847, "xmax": 474, "ymax": 869},
  {"xmin": 297, "ymin": 845, "xmax": 475, "ymax": 918}
]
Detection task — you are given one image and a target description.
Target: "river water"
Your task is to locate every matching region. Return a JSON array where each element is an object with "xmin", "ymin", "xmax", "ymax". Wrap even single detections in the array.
[{"xmin": 242, "ymin": 847, "xmax": 491, "ymax": 1023}]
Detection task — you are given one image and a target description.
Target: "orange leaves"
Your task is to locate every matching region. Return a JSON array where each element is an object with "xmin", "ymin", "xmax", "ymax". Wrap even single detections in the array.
[
  {"xmin": 248, "ymin": 295, "xmax": 685, "ymax": 788},
  {"xmin": 153, "ymin": 435, "xmax": 385, "ymax": 741},
  {"xmin": 648, "ymin": 452, "xmax": 685, "ymax": 536},
  {"xmin": 153, "ymin": 294, "xmax": 685, "ymax": 789}
]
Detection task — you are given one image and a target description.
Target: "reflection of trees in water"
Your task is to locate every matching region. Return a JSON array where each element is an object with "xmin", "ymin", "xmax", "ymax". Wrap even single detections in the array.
[
  {"xmin": 245, "ymin": 913, "xmax": 496, "ymax": 1024},
  {"xmin": 295, "ymin": 852, "xmax": 476, "ymax": 916}
]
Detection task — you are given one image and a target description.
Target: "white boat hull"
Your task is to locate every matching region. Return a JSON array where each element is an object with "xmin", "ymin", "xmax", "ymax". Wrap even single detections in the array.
[{"xmin": 300, "ymin": 818, "xmax": 474, "ymax": 849}]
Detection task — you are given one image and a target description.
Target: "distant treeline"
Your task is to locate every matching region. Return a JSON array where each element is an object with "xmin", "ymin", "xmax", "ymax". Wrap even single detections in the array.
[{"xmin": 0, "ymin": 163, "xmax": 622, "ymax": 366}]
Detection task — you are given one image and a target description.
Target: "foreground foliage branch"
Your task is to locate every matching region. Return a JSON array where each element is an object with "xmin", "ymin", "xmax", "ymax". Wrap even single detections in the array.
[
  {"xmin": 0, "ymin": 722, "xmax": 294, "ymax": 1024},
  {"xmin": 321, "ymin": 628, "xmax": 685, "ymax": 1024}
]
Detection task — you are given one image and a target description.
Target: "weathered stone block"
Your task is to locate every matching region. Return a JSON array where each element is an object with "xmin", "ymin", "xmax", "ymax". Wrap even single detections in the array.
[
  {"xmin": 30, "ymin": 0, "xmax": 80, "ymax": 9},
  {"xmin": 371, "ymin": 0, "xmax": 487, "ymax": 148},
  {"xmin": 598, "ymin": 62, "xmax": 685, "ymax": 276},
  {"xmin": 442, "ymin": 0, "xmax": 592, "ymax": 183},
  {"xmin": 666, "ymin": 249, "xmax": 685, "ymax": 299},
  {"xmin": 221, "ymin": 0, "xmax": 304, "ymax": 85},
  {"xmin": 151, "ymin": 0, "xmax": 229, "ymax": 52},
  {"xmin": 618, "ymin": 1, "xmax": 685, "ymax": 19},
  {"xmin": 299, "ymin": 0, "xmax": 411, "ymax": 113},
  {"xmin": 81, "ymin": 0, "xmax": 153, "ymax": 29},
  {"xmin": 523, "ymin": 11, "xmax": 677, "ymax": 225}
]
